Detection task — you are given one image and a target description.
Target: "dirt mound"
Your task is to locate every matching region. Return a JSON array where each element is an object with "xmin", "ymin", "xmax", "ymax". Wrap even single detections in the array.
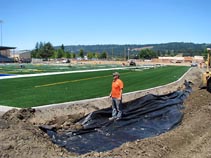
[
  {"xmin": 2, "ymin": 108, "xmax": 35, "ymax": 122},
  {"xmin": 0, "ymin": 67, "xmax": 211, "ymax": 158},
  {"xmin": 0, "ymin": 108, "xmax": 75, "ymax": 158}
]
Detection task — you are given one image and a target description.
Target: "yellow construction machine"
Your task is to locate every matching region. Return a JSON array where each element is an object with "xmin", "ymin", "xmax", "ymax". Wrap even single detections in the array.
[{"xmin": 201, "ymin": 48, "xmax": 211, "ymax": 92}]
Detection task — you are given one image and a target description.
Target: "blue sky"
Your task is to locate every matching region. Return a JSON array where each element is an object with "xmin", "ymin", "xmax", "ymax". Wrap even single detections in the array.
[{"xmin": 0, "ymin": 0, "xmax": 211, "ymax": 50}]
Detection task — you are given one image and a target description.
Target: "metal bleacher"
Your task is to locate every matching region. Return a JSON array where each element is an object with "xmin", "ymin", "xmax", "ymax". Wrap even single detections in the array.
[{"xmin": 0, "ymin": 46, "xmax": 16, "ymax": 63}]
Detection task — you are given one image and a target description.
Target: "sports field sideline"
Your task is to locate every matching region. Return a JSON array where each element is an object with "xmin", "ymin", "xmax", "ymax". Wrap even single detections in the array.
[{"xmin": 0, "ymin": 66, "xmax": 135, "ymax": 80}]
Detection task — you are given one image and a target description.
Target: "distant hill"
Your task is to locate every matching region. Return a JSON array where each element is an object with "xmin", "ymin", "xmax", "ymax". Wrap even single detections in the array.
[{"xmin": 55, "ymin": 42, "xmax": 211, "ymax": 57}]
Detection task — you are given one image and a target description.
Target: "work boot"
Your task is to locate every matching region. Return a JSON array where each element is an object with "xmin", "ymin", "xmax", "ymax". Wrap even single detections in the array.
[{"xmin": 109, "ymin": 117, "xmax": 116, "ymax": 121}]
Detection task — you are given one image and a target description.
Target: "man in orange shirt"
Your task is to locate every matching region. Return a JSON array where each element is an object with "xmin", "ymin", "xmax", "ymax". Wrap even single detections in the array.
[{"xmin": 109, "ymin": 72, "xmax": 124, "ymax": 120}]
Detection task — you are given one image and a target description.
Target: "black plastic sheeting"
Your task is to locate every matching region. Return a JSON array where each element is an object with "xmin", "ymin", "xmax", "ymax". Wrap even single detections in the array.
[{"xmin": 40, "ymin": 81, "xmax": 192, "ymax": 154}]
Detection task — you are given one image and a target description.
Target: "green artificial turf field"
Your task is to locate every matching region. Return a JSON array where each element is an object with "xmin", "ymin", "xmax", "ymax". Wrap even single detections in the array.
[{"xmin": 0, "ymin": 66, "xmax": 189, "ymax": 108}]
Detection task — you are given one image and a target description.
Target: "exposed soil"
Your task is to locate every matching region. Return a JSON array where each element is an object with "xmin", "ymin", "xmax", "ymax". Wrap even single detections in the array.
[{"xmin": 0, "ymin": 67, "xmax": 211, "ymax": 158}]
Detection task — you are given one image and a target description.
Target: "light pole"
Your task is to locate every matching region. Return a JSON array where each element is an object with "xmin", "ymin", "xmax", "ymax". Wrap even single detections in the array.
[{"xmin": 0, "ymin": 20, "xmax": 3, "ymax": 46}]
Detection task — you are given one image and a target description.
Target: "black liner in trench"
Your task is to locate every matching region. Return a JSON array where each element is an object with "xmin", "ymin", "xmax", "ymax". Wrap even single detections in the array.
[{"xmin": 40, "ymin": 81, "xmax": 192, "ymax": 154}]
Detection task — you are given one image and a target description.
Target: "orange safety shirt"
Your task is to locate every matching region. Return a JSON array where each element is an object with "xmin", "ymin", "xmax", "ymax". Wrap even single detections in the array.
[{"xmin": 111, "ymin": 79, "xmax": 124, "ymax": 99}]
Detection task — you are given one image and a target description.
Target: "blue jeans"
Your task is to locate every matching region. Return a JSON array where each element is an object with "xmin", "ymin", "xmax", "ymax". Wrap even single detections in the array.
[{"xmin": 111, "ymin": 98, "xmax": 123, "ymax": 118}]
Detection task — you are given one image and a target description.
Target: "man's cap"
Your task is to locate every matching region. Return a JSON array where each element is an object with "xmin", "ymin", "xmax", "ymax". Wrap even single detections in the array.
[{"xmin": 113, "ymin": 72, "xmax": 120, "ymax": 76}]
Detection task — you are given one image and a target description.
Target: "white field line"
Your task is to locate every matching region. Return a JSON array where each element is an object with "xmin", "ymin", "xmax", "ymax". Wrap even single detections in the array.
[{"xmin": 0, "ymin": 67, "xmax": 137, "ymax": 80}]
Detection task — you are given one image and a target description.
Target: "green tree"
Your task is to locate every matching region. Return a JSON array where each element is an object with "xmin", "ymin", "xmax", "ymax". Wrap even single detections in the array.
[
  {"xmin": 100, "ymin": 51, "xmax": 107, "ymax": 59},
  {"xmin": 39, "ymin": 42, "xmax": 54, "ymax": 59},
  {"xmin": 57, "ymin": 49, "xmax": 63, "ymax": 58},
  {"xmin": 31, "ymin": 50, "xmax": 37, "ymax": 58},
  {"xmin": 66, "ymin": 52, "xmax": 71, "ymax": 58},
  {"xmin": 52, "ymin": 51, "xmax": 58, "ymax": 59},
  {"xmin": 72, "ymin": 53, "xmax": 76, "ymax": 59},
  {"xmin": 87, "ymin": 52, "xmax": 93, "ymax": 59},
  {"xmin": 95, "ymin": 52, "xmax": 100, "ymax": 59},
  {"xmin": 139, "ymin": 49, "xmax": 157, "ymax": 59},
  {"xmin": 31, "ymin": 42, "xmax": 42, "ymax": 58},
  {"xmin": 31, "ymin": 42, "xmax": 54, "ymax": 59},
  {"xmin": 61, "ymin": 44, "xmax": 65, "ymax": 51},
  {"xmin": 79, "ymin": 49, "xmax": 84, "ymax": 58}
]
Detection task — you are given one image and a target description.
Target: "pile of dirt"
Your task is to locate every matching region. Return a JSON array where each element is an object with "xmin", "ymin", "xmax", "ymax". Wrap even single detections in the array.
[
  {"xmin": 0, "ymin": 67, "xmax": 211, "ymax": 158},
  {"xmin": 0, "ymin": 108, "xmax": 76, "ymax": 158}
]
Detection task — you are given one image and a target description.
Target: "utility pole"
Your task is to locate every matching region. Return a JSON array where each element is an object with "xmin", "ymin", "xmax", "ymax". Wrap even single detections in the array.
[
  {"xmin": 0, "ymin": 20, "xmax": 3, "ymax": 46},
  {"xmin": 124, "ymin": 48, "xmax": 126, "ymax": 61},
  {"xmin": 112, "ymin": 47, "xmax": 113, "ymax": 60}
]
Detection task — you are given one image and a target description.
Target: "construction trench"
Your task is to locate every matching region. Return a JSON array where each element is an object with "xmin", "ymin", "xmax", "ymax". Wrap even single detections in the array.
[
  {"xmin": 36, "ymin": 68, "xmax": 197, "ymax": 154},
  {"xmin": 40, "ymin": 80, "xmax": 192, "ymax": 154}
]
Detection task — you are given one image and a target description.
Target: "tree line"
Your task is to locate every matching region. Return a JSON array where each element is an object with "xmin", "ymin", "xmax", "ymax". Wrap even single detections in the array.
[
  {"xmin": 31, "ymin": 42, "xmax": 108, "ymax": 60},
  {"xmin": 31, "ymin": 42, "xmax": 211, "ymax": 60}
]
